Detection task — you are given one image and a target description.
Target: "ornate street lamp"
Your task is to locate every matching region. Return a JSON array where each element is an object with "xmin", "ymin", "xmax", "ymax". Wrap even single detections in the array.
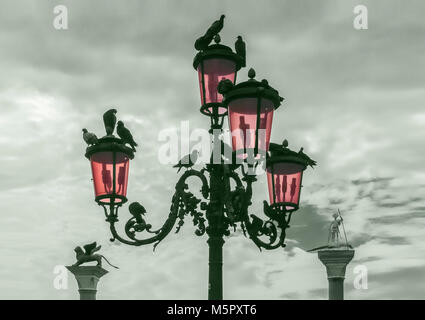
[
  {"xmin": 193, "ymin": 16, "xmax": 243, "ymax": 130},
  {"xmin": 266, "ymin": 140, "xmax": 315, "ymax": 213},
  {"xmin": 82, "ymin": 16, "xmax": 316, "ymax": 300},
  {"xmin": 262, "ymin": 140, "xmax": 317, "ymax": 245}
]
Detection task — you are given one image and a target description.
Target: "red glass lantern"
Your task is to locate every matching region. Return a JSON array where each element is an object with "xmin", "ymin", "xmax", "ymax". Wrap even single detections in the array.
[
  {"xmin": 266, "ymin": 141, "xmax": 315, "ymax": 213},
  {"xmin": 85, "ymin": 136, "xmax": 134, "ymax": 205},
  {"xmin": 194, "ymin": 42, "xmax": 243, "ymax": 116},
  {"xmin": 220, "ymin": 68, "xmax": 283, "ymax": 160},
  {"xmin": 228, "ymin": 97, "xmax": 274, "ymax": 159}
]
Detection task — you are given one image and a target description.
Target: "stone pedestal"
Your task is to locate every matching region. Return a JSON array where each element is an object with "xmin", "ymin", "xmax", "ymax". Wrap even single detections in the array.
[
  {"xmin": 66, "ymin": 265, "xmax": 108, "ymax": 300},
  {"xmin": 318, "ymin": 249, "xmax": 354, "ymax": 300}
]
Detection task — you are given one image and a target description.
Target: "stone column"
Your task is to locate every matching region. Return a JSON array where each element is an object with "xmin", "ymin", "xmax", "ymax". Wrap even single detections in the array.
[
  {"xmin": 66, "ymin": 265, "xmax": 108, "ymax": 300},
  {"xmin": 318, "ymin": 249, "xmax": 354, "ymax": 300}
]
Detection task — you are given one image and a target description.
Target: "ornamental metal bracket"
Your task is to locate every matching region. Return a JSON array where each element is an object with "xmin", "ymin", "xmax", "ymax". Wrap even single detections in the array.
[{"xmin": 101, "ymin": 169, "xmax": 209, "ymax": 250}]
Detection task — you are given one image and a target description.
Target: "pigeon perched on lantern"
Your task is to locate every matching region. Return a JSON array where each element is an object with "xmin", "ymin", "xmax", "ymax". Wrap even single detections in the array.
[
  {"xmin": 173, "ymin": 150, "xmax": 198, "ymax": 173},
  {"xmin": 117, "ymin": 121, "xmax": 138, "ymax": 152},
  {"xmin": 84, "ymin": 110, "xmax": 134, "ymax": 205},
  {"xmin": 103, "ymin": 108, "xmax": 117, "ymax": 136},
  {"xmin": 235, "ymin": 36, "xmax": 246, "ymax": 68},
  {"xmin": 82, "ymin": 129, "xmax": 98, "ymax": 146},
  {"xmin": 193, "ymin": 15, "xmax": 244, "ymax": 118}
]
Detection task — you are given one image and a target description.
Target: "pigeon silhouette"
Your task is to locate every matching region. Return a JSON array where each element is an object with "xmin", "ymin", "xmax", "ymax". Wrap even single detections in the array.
[
  {"xmin": 117, "ymin": 121, "xmax": 138, "ymax": 152},
  {"xmin": 82, "ymin": 128, "xmax": 98, "ymax": 146},
  {"xmin": 207, "ymin": 14, "xmax": 225, "ymax": 37},
  {"xmin": 217, "ymin": 78, "xmax": 234, "ymax": 95},
  {"xmin": 103, "ymin": 108, "xmax": 117, "ymax": 136},
  {"xmin": 129, "ymin": 202, "xmax": 147, "ymax": 224},
  {"xmin": 263, "ymin": 201, "xmax": 274, "ymax": 216},
  {"xmin": 235, "ymin": 35, "xmax": 246, "ymax": 67},
  {"xmin": 250, "ymin": 214, "xmax": 264, "ymax": 234},
  {"xmin": 194, "ymin": 15, "xmax": 225, "ymax": 51},
  {"xmin": 195, "ymin": 33, "xmax": 214, "ymax": 51},
  {"xmin": 174, "ymin": 150, "xmax": 198, "ymax": 173},
  {"xmin": 298, "ymin": 147, "xmax": 317, "ymax": 169}
]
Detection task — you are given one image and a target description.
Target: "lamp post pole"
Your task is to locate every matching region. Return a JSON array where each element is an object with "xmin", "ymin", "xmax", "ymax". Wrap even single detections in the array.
[{"xmin": 206, "ymin": 162, "xmax": 225, "ymax": 300}]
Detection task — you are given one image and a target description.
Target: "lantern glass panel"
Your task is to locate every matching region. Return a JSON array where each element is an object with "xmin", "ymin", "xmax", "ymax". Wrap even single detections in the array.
[
  {"xmin": 197, "ymin": 58, "xmax": 236, "ymax": 114},
  {"xmin": 90, "ymin": 151, "xmax": 130, "ymax": 203},
  {"xmin": 266, "ymin": 162, "xmax": 304, "ymax": 211},
  {"xmin": 228, "ymin": 97, "xmax": 274, "ymax": 159}
]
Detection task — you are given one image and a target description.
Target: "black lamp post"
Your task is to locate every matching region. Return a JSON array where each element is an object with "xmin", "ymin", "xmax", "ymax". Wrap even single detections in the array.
[{"xmin": 82, "ymin": 16, "xmax": 316, "ymax": 300}]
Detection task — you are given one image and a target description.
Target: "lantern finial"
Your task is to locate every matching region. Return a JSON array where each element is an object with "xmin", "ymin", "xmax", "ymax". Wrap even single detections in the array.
[
  {"xmin": 282, "ymin": 139, "xmax": 289, "ymax": 148},
  {"xmin": 248, "ymin": 68, "xmax": 256, "ymax": 79}
]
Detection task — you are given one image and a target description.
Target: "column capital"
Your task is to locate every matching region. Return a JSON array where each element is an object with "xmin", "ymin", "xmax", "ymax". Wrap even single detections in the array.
[
  {"xmin": 318, "ymin": 249, "xmax": 354, "ymax": 279},
  {"xmin": 66, "ymin": 265, "xmax": 108, "ymax": 300}
]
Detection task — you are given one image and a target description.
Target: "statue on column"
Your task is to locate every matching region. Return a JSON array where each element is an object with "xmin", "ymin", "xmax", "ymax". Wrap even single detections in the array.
[
  {"xmin": 73, "ymin": 242, "xmax": 119, "ymax": 269},
  {"xmin": 308, "ymin": 210, "xmax": 352, "ymax": 252},
  {"xmin": 328, "ymin": 213, "xmax": 342, "ymax": 247}
]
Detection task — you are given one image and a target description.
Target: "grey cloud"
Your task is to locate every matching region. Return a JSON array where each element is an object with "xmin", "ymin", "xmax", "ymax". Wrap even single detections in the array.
[{"xmin": 0, "ymin": 0, "xmax": 424, "ymax": 299}]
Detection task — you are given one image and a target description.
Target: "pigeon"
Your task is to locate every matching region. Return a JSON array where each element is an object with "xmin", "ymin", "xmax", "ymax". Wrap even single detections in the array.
[
  {"xmin": 263, "ymin": 201, "xmax": 274, "ymax": 216},
  {"xmin": 82, "ymin": 128, "xmax": 98, "ymax": 146},
  {"xmin": 235, "ymin": 36, "xmax": 246, "ymax": 67},
  {"xmin": 217, "ymin": 78, "xmax": 234, "ymax": 94},
  {"xmin": 194, "ymin": 15, "xmax": 225, "ymax": 51},
  {"xmin": 206, "ymin": 14, "xmax": 225, "ymax": 38},
  {"xmin": 174, "ymin": 150, "xmax": 198, "ymax": 173},
  {"xmin": 250, "ymin": 214, "xmax": 264, "ymax": 234},
  {"xmin": 195, "ymin": 33, "xmax": 215, "ymax": 51},
  {"xmin": 298, "ymin": 147, "xmax": 317, "ymax": 169},
  {"xmin": 117, "ymin": 121, "xmax": 138, "ymax": 152},
  {"xmin": 261, "ymin": 79, "xmax": 269, "ymax": 88},
  {"xmin": 103, "ymin": 108, "xmax": 117, "ymax": 136},
  {"xmin": 129, "ymin": 202, "xmax": 147, "ymax": 224}
]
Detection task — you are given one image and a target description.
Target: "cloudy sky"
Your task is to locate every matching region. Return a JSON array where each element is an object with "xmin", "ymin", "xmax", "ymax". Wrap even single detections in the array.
[{"xmin": 0, "ymin": 0, "xmax": 424, "ymax": 300}]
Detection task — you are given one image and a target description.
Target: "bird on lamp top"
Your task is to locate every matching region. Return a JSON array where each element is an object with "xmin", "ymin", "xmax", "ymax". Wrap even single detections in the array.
[
  {"xmin": 82, "ymin": 128, "xmax": 98, "ymax": 146},
  {"xmin": 235, "ymin": 35, "xmax": 246, "ymax": 67},
  {"xmin": 117, "ymin": 121, "xmax": 138, "ymax": 152},
  {"xmin": 298, "ymin": 147, "xmax": 317, "ymax": 169},
  {"xmin": 174, "ymin": 149, "xmax": 199, "ymax": 173},
  {"xmin": 103, "ymin": 108, "xmax": 117, "ymax": 136},
  {"xmin": 194, "ymin": 14, "xmax": 225, "ymax": 51}
]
